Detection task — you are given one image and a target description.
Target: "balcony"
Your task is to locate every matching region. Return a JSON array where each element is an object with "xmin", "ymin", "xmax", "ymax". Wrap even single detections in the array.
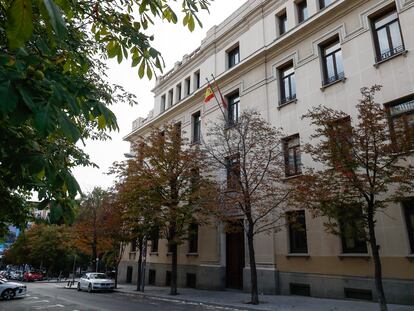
[
  {"xmin": 323, "ymin": 71, "xmax": 345, "ymax": 86},
  {"xmin": 280, "ymin": 94, "xmax": 297, "ymax": 107},
  {"xmin": 377, "ymin": 45, "xmax": 405, "ymax": 63}
]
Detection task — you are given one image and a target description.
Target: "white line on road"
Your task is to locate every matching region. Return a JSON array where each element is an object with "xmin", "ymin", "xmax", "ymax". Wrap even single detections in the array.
[
  {"xmin": 24, "ymin": 299, "xmax": 50, "ymax": 304},
  {"xmin": 33, "ymin": 304, "xmax": 65, "ymax": 309}
]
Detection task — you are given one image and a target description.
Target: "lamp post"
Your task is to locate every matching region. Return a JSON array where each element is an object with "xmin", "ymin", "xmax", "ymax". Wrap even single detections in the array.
[{"xmin": 96, "ymin": 258, "xmax": 99, "ymax": 272}]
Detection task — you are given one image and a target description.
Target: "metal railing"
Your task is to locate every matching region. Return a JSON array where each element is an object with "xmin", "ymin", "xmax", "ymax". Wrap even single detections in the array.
[
  {"xmin": 378, "ymin": 45, "xmax": 405, "ymax": 62},
  {"xmin": 323, "ymin": 71, "xmax": 345, "ymax": 86},
  {"xmin": 280, "ymin": 93, "xmax": 297, "ymax": 106}
]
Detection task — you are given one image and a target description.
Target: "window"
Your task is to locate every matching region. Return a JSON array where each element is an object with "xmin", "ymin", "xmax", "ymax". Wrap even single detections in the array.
[
  {"xmin": 328, "ymin": 116, "xmax": 353, "ymax": 166},
  {"xmin": 227, "ymin": 92, "xmax": 240, "ymax": 126},
  {"xmin": 176, "ymin": 83, "xmax": 182, "ymax": 102},
  {"xmin": 290, "ymin": 283, "xmax": 311, "ymax": 296},
  {"xmin": 403, "ymin": 200, "xmax": 414, "ymax": 253},
  {"xmin": 387, "ymin": 96, "xmax": 414, "ymax": 150},
  {"xmin": 168, "ymin": 89, "xmax": 174, "ymax": 107},
  {"xmin": 166, "ymin": 271, "xmax": 171, "ymax": 286},
  {"xmin": 319, "ymin": 0, "xmax": 333, "ymax": 9},
  {"xmin": 340, "ymin": 209, "xmax": 367, "ymax": 254},
  {"xmin": 194, "ymin": 71, "xmax": 200, "ymax": 90},
  {"xmin": 160, "ymin": 95, "xmax": 166, "ymax": 113},
  {"xmin": 174, "ymin": 122, "xmax": 182, "ymax": 147},
  {"xmin": 283, "ymin": 135, "xmax": 301, "ymax": 177},
  {"xmin": 148, "ymin": 270, "xmax": 156, "ymax": 285},
  {"xmin": 321, "ymin": 38, "xmax": 344, "ymax": 85},
  {"xmin": 188, "ymin": 223, "xmax": 198, "ymax": 253},
  {"xmin": 130, "ymin": 239, "xmax": 137, "ymax": 252},
  {"xmin": 192, "ymin": 111, "xmax": 201, "ymax": 144},
  {"xmin": 150, "ymin": 228, "xmax": 159, "ymax": 253},
  {"xmin": 287, "ymin": 210, "xmax": 308, "ymax": 253},
  {"xmin": 344, "ymin": 288, "xmax": 373, "ymax": 301},
  {"xmin": 279, "ymin": 63, "xmax": 296, "ymax": 105},
  {"xmin": 185, "ymin": 77, "xmax": 191, "ymax": 96},
  {"xmin": 226, "ymin": 155, "xmax": 240, "ymax": 190},
  {"xmin": 227, "ymin": 45, "xmax": 240, "ymax": 69},
  {"xmin": 278, "ymin": 11, "xmax": 288, "ymax": 36},
  {"xmin": 186, "ymin": 273, "xmax": 196, "ymax": 288},
  {"xmin": 297, "ymin": 0, "xmax": 308, "ymax": 23},
  {"xmin": 371, "ymin": 8, "xmax": 404, "ymax": 62}
]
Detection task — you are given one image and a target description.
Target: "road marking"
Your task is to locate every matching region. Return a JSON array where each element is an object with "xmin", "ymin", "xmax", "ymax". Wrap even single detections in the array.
[
  {"xmin": 34, "ymin": 305, "xmax": 64, "ymax": 309},
  {"xmin": 24, "ymin": 299, "xmax": 50, "ymax": 304}
]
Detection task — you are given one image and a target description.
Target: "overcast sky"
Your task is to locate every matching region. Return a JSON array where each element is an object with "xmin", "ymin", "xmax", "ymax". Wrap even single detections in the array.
[{"xmin": 72, "ymin": 1, "xmax": 247, "ymax": 193}]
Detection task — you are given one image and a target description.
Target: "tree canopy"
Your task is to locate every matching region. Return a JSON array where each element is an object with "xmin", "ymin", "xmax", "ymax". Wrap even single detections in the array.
[
  {"xmin": 0, "ymin": 0, "xmax": 212, "ymax": 232},
  {"xmin": 294, "ymin": 86, "xmax": 414, "ymax": 311}
]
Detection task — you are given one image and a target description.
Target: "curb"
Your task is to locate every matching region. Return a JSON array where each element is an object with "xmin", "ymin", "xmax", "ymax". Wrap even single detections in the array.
[{"xmin": 115, "ymin": 290, "xmax": 272, "ymax": 311}]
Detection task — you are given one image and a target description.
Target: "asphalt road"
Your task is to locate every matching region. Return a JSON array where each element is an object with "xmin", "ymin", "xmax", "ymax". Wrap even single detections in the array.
[{"xmin": 0, "ymin": 282, "xmax": 236, "ymax": 311}]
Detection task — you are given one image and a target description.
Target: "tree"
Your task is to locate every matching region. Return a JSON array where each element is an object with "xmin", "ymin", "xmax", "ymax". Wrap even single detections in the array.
[
  {"xmin": 4, "ymin": 224, "xmax": 79, "ymax": 276},
  {"xmin": 0, "ymin": 0, "xmax": 211, "ymax": 231},
  {"xmin": 111, "ymin": 159, "xmax": 160, "ymax": 291},
  {"xmin": 129, "ymin": 124, "xmax": 215, "ymax": 295},
  {"xmin": 99, "ymin": 190, "xmax": 128, "ymax": 288},
  {"xmin": 293, "ymin": 86, "xmax": 414, "ymax": 311},
  {"xmin": 72, "ymin": 188, "xmax": 113, "ymax": 271},
  {"xmin": 203, "ymin": 110, "xmax": 291, "ymax": 305}
]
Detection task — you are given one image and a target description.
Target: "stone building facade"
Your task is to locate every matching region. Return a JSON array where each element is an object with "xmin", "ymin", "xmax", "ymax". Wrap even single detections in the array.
[{"xmin": 119, "ymin": 0, "xmax": 414, "ymax": 304}]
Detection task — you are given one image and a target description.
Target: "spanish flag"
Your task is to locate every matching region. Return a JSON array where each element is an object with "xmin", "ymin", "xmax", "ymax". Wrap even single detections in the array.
[{"xmin": 204, "ymin": 84, "xmax": 215, "ymax": 103}]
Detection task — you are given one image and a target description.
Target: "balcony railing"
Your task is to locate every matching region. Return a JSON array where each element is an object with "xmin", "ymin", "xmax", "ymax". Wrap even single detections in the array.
[
  {"xmin": 323, "ymin": 71, "xmax": 345, "ymax": 86},
  {"xmin": 378, "ymin": 45, "xmax": 405, "ymax": 62},
  {"xmin": 280, "ymin": 94, "xmax": 297, "ymax": 106}
]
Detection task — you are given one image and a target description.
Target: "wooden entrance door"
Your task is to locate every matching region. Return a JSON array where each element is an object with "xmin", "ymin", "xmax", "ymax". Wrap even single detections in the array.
[{"xmin": 226, "ymin": 223, "xmax": 245, "ymax": 289}]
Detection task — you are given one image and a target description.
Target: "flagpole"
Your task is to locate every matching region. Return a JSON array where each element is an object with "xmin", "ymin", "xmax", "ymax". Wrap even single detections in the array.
[
  {"xmin": 205, "ymin": 77, "xmax": 227, "ymax": 121},
  {"xmin": 210, "ymin": 74, "xmax": 227, "ymax": 109}
]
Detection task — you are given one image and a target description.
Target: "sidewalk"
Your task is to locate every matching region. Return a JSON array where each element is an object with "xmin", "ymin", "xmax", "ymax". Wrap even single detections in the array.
[{"xmin": 115, "ymin": 284, "xmax": 414, "ymax": 311}]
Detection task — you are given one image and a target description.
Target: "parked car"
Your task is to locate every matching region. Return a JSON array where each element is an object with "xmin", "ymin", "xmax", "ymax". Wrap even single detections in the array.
[
  {"xmin": 0, "ymin": 278, "xmax": 26, "ymax": 300},
  {"xmin": 9, "ymin": 270, "xmax": 23, "ymax": 281},
  {"xmin": 77, "ymin": 273, "xmax": 115, "ymax": 293},
  {"xmin": 23, "ymin": 271, "xmax": 43, "ymax": 282}
]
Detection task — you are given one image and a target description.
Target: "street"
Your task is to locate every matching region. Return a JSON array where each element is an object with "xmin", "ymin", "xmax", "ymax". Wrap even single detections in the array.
[{"xmin": 0, "ymin": 283, "xmax": 245, "ymax": 311}]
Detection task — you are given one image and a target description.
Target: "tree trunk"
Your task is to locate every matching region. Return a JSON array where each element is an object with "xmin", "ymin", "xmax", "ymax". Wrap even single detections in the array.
[
  {"xmin": 114, "ymin": 265, "xmax": 118, "ymax": 289},
  {"xmin": 247, "ymin": 223, "xmax": 259, "ymax": 305},
  {"xmin": 137, "ymin": 239, "xmax": 143, "ymax": 291},
  {"xmin": 92, "ymin": 243, "xmax": 97, "ymax": 272},
  {"xmin": 368, "ymin": 205, "xmax": 388, "ymax": 311},
  {"xmin": 170, "ymin": 243, "xmax": 178, "ymax": 295}
]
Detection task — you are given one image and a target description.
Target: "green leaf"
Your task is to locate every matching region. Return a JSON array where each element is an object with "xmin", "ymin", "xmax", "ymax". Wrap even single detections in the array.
[
  {"xmin": 17, "ymin": 86, "xmax": 36, "ymax": 111},
  {"xmin": 63, "ymin": 172, "xmax": 80, "ymax": 197},
  {"xmin": 0, "ymin": 81, "xmax": 18, "ymax": 115},
  {"xmin": 42, "ymin": 0, "xmax": 67, "ymax": 39},
  {"xmin": 147, "ymin": 65, "xmax": 153, "ymax": 80},
  {"xmin": 97, "ymin": 115, "xmax": 106, "ymax": 129},
  {"xmin": 107, "ymin": 42, "xmax": 118, "ymax": 59},
  {"xmin": 138, "ymin": 61, "xmax": 145, "ymax": 79},
  {"xmin": 131, "ymin": 56, "xmax": 140, "ymax": 67},
  {"xmin": 34, "ymin": 104, "xmax": 54, "ymax": 136},
  {"xmin": 6, "ymin": 0, "xmax": 33, "ymax": 49},
  {"xmin": 58, "ymin": 112, "xmax": 81, "ymax": 142},
  {"xmin": 188, "ymin": 16, "xmax": 195, "ymax": 32}
]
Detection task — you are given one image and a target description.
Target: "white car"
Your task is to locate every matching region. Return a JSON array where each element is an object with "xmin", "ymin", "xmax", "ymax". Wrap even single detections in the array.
[
  {"xmin": 77, "ymin": 273, "xmax": 115, "ymax": 293},
  {"xmin": 0, "ymin": 278, "xmax": 27, "ymax": 300}
]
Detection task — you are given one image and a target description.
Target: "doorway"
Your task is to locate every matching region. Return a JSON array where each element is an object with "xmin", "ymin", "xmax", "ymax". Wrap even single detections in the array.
[
  {"xmin": 126, "ymin": 266, "xmax": 133, "ymax": 284},
  {"xmin": 226, "ymin": 221, "xmax": 245, "ymax": 289}
]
